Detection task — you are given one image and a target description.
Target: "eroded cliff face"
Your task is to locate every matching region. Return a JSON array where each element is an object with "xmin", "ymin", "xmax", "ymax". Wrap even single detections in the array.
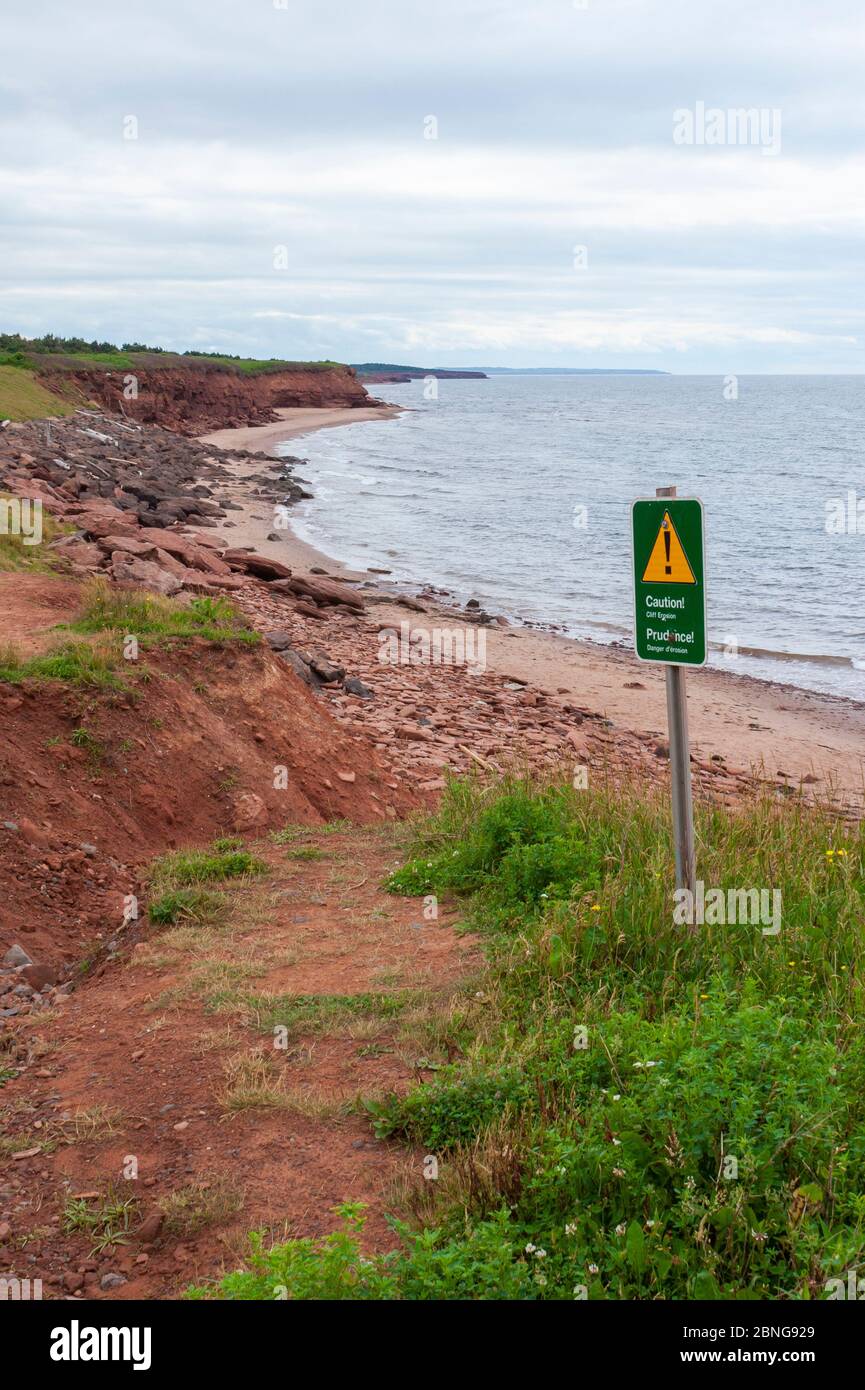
[{"xmin": 37, "ymin": 364, "xmax": 375, "ymax": 435}]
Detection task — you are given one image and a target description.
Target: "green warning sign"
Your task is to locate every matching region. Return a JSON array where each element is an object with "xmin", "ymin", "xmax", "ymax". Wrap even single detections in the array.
[{"xmin": 631, "ymin": 498, "xmax": 707, "ymax": 665}]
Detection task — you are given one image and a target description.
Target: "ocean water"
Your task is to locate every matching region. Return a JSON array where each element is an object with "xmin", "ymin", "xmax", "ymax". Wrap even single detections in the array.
[{"xmin": 280, "ymin": 374, "xmax": 865, "ymax": 702}]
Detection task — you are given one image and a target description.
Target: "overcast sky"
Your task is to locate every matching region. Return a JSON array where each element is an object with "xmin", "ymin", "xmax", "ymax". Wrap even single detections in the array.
[{"xmin": 2, "ymin": 0, "xmax": 863, "ymax": 371}]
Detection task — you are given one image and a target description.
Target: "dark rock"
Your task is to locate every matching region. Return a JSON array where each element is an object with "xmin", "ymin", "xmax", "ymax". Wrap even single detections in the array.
[
  {"xmin": 343, "ymin": 676, "xmax": 373, "ymax": 699},
  {"xmin": 280, "ymin": 649, "xmax": 322, "ymax": 689},
  {"xmin": 222, "ymin": 549, "xmax": 292, "ymax": 580},
  {"xmin": 309, "ymin": 655, "xmax": 345, "ymax": 684}
]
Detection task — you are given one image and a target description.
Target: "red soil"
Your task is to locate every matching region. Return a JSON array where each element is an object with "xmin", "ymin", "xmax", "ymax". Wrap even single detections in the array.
[
  {"xmin": 0, "ymin": 574, "xmax": 417, "ymax": 968},
  {"xmin": 0, "ymin": 831, "xmax": 478, "ymax": 1300},
  {"xmin": 37, "ymin": 365, "xmax": 377, "ymax": 435}
]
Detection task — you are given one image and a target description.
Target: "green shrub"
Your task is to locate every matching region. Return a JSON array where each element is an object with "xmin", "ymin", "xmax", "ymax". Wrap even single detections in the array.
[
  {"xmin": 71, "ymin": 581, "xmax": 259, "ymax": 648},
  {"xmin": 186, "ymin": 1203, "xmax": 536, "ymax": 1301},
  {"xmin": 387, "ymin": 780, "xmax": 607, "ymax": 924},
  {"xmin": 208, "ymin": 774, "xmax": 865, "ymax": 1300},
  {"xmin": 149, "ymin": 842, "xmax": 266, "ymax": 895},
  {"xmin": 148, "ymin": 887, "xmax": 225, "ymax": 926}
]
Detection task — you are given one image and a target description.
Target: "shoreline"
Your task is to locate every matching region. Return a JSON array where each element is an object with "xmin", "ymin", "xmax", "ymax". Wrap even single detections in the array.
[
  {"xmin": 199, "ymin": 403, "xmax": 403, "ymax": 455},
  {"xmin": 195, "ymin": 409, "xmax": 865, "ymax": 808}
]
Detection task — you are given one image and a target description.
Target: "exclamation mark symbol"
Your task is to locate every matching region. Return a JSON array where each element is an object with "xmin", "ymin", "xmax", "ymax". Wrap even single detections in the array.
[{"xmin": 663, "ymin": 519, "xmax": 671, "ymax": 574}]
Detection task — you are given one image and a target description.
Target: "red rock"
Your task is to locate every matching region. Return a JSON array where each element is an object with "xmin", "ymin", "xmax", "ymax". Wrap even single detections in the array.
[
  {"xmin": 135, "ymin": 1211, "xmax": 164, "ymax": 1244},
  {"xmin": 152, "ymin": 548, "xmax": 192, "ymax": 579},
  {"xmin": 74, "ymin": 510, "xmax": 140, "ymax": 540},
  {"xmin": 138, "ymin": 528, "xmax": 231, "ymax": 575},
  {"xmin": 273, "ymin": 574, "xmax": 364, "ymax": 610},
  {"xmin": 397, "ymin": 725, "xmax": 435, "ymax": 742},
  {"xmin": 55, "ymin": 540, "xmax": 105, "ymax": 569},
  {"xmin": 110, "ymin": 554, "xmax": 182, "ymax": 597},
  {"xmin": 232, "ymin": 792, "xmax": 268, "ymax": 831},
  {"xmin": 18, "ymin": 817, "xmax": 52, "ymax": 847},
  {"xmin": 202, "ymin": 574, "xmax": 247, "ymax": 591},
  {"xmin": 20, "ymin": 961, "xmax": 57, "ymax": 989},
  {"xmin": 179, "ymin": 572, "xmax": 218, "ymax": 593},
  {"xmin": 293, "ymin": 601, "xmax": 327, "ymax": 620},
  {"xmin": 96, "ymin": 533, "xmax": 155, "ymax": 558},
  {"xmin": 222, "ymin": 549, "xmax": 292, "ymax": 580}
]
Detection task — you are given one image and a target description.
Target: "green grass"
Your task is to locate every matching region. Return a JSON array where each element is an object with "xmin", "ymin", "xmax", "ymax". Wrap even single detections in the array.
[
  {"xmin": 63, "ymin": 1187, "xmax": 138, "ymax": 1256},
  {"xmin": 0, "ymin": 584, "xmax": 259, "ymax": 693},
  {"xmin": 159, "ymin": 1178, "xmax": 242, "ymax": 1236},
  {"xmin": 148, "ymin": 887, "xmax": 227, "ymax": 926},
  {"xmin": 270, "ymin": 820, "xmax": 352, "ymax": 845},
  {"xmin": 0, "ymin": 366, "xmax": 77, "ymax": 421},
  {"xmin": 242, "ymin": 991, "xmax": 410, "ymax": 1039},
  {"xmin": 148, "ymin": 841, "xmax": 267, "ymax": 897},
  {"xmin": 0, "ymin": 638, "xmax": 126, "ymax": 689},
  {"xmin": 52, "ymin": 350, "xmax": 137, "ymax": 369},
  {"xmin": 191, "ymin": 773, "xmax": 865, "ymax": 1301},
  {"xmin": 0, "ymin": 499, "xmax": 67, "ymax": 571},
  {"xmin": 70, "ymin": 579, "xmax": 259, "ymax": 648}
]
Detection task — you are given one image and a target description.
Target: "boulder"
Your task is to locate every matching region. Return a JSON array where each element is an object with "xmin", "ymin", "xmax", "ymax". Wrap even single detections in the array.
[
  {"xmin": 187, "ymin": 573, "xmax": 247, "ymax": 591},
  {"xmin": 221, "ymin": 549, "xmax": 292, "ymax": 581},
  {"xmin": 20, "ymin": 962, "xmax": 58, "ymax": 990},
  {"xmin": 309, "ymin": 654, "xmax": 346, "ymax": 684},
  {"xmin": 96, "ymin": 533, "xmax": 158, "ymax": 559},
  {"xmin": 280, "ymin": 649, "xmax": 321, "ymax": 689},
  {"xmin": 75, "ymin": 510, "xmax": 140, "ymax": 541},
  {"xmin": 293, "ymin": 601, "xmax": 327, "ymax": 620},
  {"xmin": 110, "ymin": 554, "xmax": 182, "ymax": 597},
  {"xmin": 343, "ymin": 676, "xmax": 373, "ymax": 699},
  {"xmin": 56, "ymin": 540, "xmax": 104, "ymax": 570},
  {"xmin": 271, "ymin": 574, "xmax": 364, "ymax": 610},
  {"xmin": 3, "ymin": 945, "xmax": 32, "ymax": 968},
  {"xmin": 232, "ymin": 792, "xmax": 269, "ymax": 832},
  {"xmin": 138, "ymin": 528, "xmax": 231, "ymax": 575}
]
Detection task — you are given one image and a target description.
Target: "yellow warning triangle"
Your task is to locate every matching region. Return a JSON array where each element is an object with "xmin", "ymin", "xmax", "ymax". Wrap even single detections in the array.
[{"xmin": 641, "ymin": 511, "xmax": 696, "ymax": 584}]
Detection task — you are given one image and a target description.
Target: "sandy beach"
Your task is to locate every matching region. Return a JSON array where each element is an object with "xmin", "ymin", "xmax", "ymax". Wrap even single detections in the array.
[
  {"xmin": 195, "ymin": 410, "xmax": 865, "ymax": 809},
  {"xmin": 199, "ymin": 404, "xmax": 402, "ymax": 453}
]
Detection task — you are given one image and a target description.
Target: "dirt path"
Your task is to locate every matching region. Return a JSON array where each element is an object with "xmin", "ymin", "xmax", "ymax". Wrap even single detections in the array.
[
  {"xmin": 0, "ymin": 574, "xmax": 83, "ymax": 656},
  {"xmin": 0, "ymin": 827, "xmax": 478, "ymax": 1299}
]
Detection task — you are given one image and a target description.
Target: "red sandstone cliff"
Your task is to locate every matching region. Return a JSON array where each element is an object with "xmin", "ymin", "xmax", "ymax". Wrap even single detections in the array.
[{"xmin": 36, "ymin": 363, "xmax": 378, "ymax": 436}]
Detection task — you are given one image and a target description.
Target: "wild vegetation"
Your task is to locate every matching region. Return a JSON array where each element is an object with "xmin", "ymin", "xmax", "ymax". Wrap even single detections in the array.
[
  {"xmin": 0, "ymin": 332, "xmax": 343, "ymax": 376},
  {"xmin": 0, "ymin": 365, "xmax": 78, "ymax": 421},
  {"xmin": 190, "ymin": 773, "xmax": 865, "ymax": 1300},
  {"xmin": 0, "ymin": 583, "xmax": 259, "ymax": 691}
]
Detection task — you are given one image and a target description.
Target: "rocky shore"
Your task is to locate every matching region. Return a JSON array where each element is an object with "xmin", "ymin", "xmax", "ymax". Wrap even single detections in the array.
[{"xmin": 3, "ymin": 406, "xmax": 862, "ymax": 813}]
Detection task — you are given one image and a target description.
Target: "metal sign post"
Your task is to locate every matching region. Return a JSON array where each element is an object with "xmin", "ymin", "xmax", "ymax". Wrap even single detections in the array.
[{"xmin": 631, "ymin": 485, "xmax": 706, "ymax": 894}]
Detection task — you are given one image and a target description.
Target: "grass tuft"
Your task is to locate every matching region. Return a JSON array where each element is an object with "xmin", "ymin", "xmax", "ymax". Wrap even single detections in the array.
[
  {"xmin": 193, "ymin": 772, "xmax": 865, "ymax": 1301},
  {"xmin": 71, "ymin": 579, "xmax": 259, "ymax": 648}
]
